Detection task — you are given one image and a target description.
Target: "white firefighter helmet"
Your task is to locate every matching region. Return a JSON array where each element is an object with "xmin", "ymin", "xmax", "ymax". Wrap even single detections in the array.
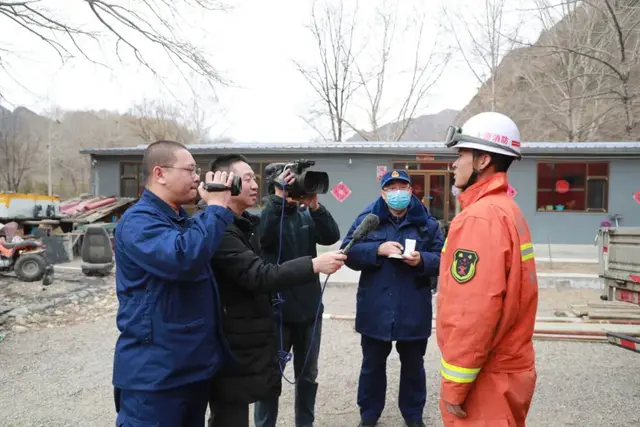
[{"xmin": 444, "ymin": 112, "xmax": 522, "ymax": 160}]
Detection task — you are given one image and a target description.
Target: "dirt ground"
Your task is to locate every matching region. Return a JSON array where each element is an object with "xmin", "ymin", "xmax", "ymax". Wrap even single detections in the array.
[{"xmin": 1, "ymin": 273, "xmax": 636, "ymax": 427}]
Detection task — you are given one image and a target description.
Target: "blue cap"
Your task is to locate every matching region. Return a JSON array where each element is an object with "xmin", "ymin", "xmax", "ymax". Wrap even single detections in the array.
[{"xmin": 380, "ymin": 169, "xmax": 411, "ymax": 188}]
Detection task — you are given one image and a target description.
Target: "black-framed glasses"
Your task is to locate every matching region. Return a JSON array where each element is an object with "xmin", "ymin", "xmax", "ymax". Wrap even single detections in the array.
[{"xmin": 161, "ymin": 166, "xmax": 201, "ymax": 177}]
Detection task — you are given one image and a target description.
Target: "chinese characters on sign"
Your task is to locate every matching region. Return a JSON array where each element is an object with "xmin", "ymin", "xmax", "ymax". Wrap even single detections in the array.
[
  {"xmin": 376, "ymin": 166, "xmax": 388, "ymax": 182},
  {"xmin": 331, "ymin": 182, "xmax": 352, "ymax": 203}
]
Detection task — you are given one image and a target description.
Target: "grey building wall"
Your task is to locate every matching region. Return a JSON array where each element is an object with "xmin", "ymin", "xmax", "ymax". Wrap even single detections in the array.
[
  {"xmin": 89, "ymin": 153, "xmax": 640, "ymax": 245},
  {"xmin": 509, "ymin": 158, "xmax": 640, "ymax": 244}
]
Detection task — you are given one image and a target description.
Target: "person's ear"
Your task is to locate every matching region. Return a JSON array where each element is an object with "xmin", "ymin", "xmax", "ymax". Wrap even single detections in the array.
[{"xmin": 153, "ymin": 166, "xmax": 168, "ymax": 185}]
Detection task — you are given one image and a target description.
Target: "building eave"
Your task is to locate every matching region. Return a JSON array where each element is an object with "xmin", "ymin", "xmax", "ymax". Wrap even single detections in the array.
[{"xmin": 80, "ymin": 141, "xmax": 640, "ymax": 157}]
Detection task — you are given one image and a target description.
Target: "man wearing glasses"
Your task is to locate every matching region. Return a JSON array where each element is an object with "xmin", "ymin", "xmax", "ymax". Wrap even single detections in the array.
[
  {"xmin": 341, "ymin": 169, "xmax": 444, "ymax": 427},
  {"xmin": 112, "ymin": 140, "xmax": 235, "ymax": 427}
]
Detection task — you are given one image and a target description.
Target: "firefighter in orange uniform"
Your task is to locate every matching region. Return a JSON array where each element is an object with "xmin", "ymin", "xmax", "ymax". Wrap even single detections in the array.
[{"xmin": 436, "ymin": 112, "xmax": 539, "ymax": 426}]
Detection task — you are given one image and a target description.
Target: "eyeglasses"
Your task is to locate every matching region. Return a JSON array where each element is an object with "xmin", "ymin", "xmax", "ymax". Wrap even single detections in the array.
[{"xmin": 161, "ymin": 166, "xmax": 201, "ymax": 177}]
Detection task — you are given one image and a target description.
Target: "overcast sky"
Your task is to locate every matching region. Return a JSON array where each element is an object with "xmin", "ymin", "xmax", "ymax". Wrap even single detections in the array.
[{"xmin": 0, "ymin": 0, "xmax": 542, "ymax": 142}]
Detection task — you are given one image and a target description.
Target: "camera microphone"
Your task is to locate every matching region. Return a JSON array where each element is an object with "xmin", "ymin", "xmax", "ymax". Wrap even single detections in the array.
[{"xmin": 341, "ymin": 213, "xmax": 380, "ymax": 255}]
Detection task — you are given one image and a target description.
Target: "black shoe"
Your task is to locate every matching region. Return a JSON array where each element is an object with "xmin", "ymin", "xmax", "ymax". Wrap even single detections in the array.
[
  {"xmin": 405, "ymin": 421, "xmax": 426, "ymax": 427},
  {"xmin": 358, "ymin": 421, "xmax": 377, "ymax": 427}
]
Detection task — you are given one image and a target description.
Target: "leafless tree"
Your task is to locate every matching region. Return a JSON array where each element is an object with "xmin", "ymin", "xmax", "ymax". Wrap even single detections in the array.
[
  {"xmin": 350, "ymin": 1, "xmax": 451, "ymax": 141},
  {"xmin": 126, "ymin": 99, "xmax": 199, "ymax": 144},
  {"xmin": 444, "ymin": 0, "xmax": 520, "ymax": 112},
  {"xmin": 0, "ymin": 113, "xmax": 42, "ymax": 191},
  {"xmin": 515, "ymin": 0, "xmax": 640, "ymax": 139},
  {"xmin": 518, "ymin": 0, "xmax": 616, "ymax": 141},
  {"xmin": 0, "ymin": 0, "xmax": 229, "ymax": 99},
  {"xmin": 295, "ymin": 0, "xmax": 360, "ymax": 142}
]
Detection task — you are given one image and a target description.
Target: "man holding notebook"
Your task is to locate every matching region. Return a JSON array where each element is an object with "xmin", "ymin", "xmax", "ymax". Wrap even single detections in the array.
[{"xmin": 340, "ymin": 169, "xmax": 444, "ymax": 427}]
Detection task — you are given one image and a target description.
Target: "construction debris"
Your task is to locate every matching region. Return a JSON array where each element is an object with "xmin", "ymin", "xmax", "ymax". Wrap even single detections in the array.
[{"xmin": 59, "ymin": 195, "xmax": 136, "ymax": 224}]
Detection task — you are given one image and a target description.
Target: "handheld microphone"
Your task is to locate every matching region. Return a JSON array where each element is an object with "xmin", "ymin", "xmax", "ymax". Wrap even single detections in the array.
[{"xmin": 341, "ymin": 213, "xmax": 380, "ymax": 255}]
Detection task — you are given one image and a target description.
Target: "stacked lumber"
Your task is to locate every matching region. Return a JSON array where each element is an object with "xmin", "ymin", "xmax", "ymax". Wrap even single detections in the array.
[{"xmin": 566, "ymin": 301, "xmax": 640, "ymax": 320}]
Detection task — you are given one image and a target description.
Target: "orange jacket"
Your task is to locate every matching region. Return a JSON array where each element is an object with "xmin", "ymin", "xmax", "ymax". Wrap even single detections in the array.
[{"xmin": 436, "ymin": 172, "xmax": 538, "ymax": 405}]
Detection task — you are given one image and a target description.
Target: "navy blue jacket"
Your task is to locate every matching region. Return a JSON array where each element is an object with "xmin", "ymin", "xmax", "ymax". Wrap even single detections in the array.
[
  {"xmin": 340, "ymin": 195, "xmax": 444, "ymax": 341},
  {"xmin": 112, "ymin": 190, "xmax": 233, "ymax": 391}
]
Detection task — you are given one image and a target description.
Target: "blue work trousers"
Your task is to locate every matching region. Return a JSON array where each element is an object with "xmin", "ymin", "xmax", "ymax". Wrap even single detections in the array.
[
  {"xmin": 357, "ymin": 335, "xmax": 428, "ymax": 423},
  {"xmin": 114, "ymin": 380, "xmax": 210, "ymax": 427}
]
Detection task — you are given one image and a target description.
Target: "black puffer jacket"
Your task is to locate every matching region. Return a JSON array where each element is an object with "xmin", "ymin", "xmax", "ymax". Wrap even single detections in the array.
[
  {"xmin": 258, "ymin": 195, "xmax": 341, "ymax": 323},
  {"xmin": 208, "ymin": 210, "xmax": 318, "ymax": 404}
]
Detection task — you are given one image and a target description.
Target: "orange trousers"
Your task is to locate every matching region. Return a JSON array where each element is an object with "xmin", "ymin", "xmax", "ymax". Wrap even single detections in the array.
[{"xmin": 440, "ymin": 368, "xmax": 537, "ymax": 427}]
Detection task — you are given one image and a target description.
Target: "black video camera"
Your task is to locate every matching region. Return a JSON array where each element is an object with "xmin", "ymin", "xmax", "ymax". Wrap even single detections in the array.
[
  {"xmin": 264, "ymin": 159, "xmax": 329, "ymax": 199},
  {"xmin": 203, "ymin": 175, "xmax": 242, "ymax": 196}
]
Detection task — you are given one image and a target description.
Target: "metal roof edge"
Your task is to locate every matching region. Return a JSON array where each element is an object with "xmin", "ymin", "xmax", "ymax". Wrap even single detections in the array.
[{"xmin": 80, "ymin": 141, "xmax": 640, "ymax": 156}]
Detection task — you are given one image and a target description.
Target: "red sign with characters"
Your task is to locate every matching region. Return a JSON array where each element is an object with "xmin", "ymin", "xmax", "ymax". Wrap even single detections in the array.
[
  {"xmin": 634, "ymin": 191, "xmax": 640, "ymax": 205},
  {"xmin": 331, "ymin": 182, "xmax": 351, "ymax": 203}
]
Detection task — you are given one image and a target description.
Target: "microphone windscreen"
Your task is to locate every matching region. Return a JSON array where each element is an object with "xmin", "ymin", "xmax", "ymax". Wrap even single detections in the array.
[{"xmin": 352, "ymin": 214, "xmax": 380, "ymax": 241}]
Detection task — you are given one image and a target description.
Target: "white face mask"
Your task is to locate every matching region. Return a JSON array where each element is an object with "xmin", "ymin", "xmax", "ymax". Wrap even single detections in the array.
[{"xmin": 451, "ymin": 185, "xmax": 460, "ymax": 197}]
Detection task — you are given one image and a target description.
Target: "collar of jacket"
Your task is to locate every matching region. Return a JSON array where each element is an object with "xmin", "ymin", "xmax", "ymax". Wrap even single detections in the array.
[
  {"xmin": 141, "ymin": 189, "xmax": 188, "ymax": 221},
  {"xmin": 458, "ymin": 172, "xmax": 509, "ymax": 210},
  {"xmin": 370, "ymin": 194, "xmax": 432, "ymax": 227},
  {"xmin": 233, "ymin": 210, "xmax": 259, "ymax": 233},
  {"xmin": 264, "ymin": 195, "xmax": 299, "ymax": 214}
]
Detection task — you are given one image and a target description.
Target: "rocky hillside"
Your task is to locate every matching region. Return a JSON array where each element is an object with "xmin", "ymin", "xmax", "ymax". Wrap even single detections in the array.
[
  {"xmin": 455, "ymin": 1, "xmax": 640, "ymax": 141},
  {"xmin": 348, "ymin": 109, "xmax": 459, "ymax": 141}
]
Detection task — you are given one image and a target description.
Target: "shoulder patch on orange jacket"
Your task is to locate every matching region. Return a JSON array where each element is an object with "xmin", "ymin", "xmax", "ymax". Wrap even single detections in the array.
[{"xmin": 450, "ymin": 249, "xmax": 479, "ymax": 284}]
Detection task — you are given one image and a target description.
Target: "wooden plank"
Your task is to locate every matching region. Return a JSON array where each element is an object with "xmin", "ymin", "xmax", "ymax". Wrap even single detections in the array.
[
  {"xmin": 586, "ymin": 302, "xmax": 640, "ymax": 310},
  {"xmin": 586, "ymin": 311, "xmax": 640, "ymax": 320}
]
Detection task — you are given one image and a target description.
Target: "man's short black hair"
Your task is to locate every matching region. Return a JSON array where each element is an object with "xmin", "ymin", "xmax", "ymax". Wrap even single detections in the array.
[
  {"xmin": 471, "ymin": 149, "xmax": 514, "ymax": 173},
  {"xmin": 490, "ymin": 153, "xmax": 515, "ymax": 173},
  {"xmin": 210, "ymin": 154, "xmax": 249, "ymax": 172},
  {"xmin": 142, "ymin": 140, "xmax": 188, "ymax": 182}
]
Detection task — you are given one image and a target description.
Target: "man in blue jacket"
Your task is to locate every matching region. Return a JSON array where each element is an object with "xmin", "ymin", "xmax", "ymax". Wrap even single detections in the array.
[
  {"xmin": 112, "ymin": 140, "xmax": 235, "ymax": 427},
  {"xmin": 341, "ymin": 169, "xmax": 444, "ymax": 427}
]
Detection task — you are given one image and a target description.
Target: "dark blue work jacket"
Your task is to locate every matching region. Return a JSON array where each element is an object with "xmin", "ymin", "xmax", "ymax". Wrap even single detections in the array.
[
  {"xmin": 112, "ymin": 190, "xmax": 233, "ymax": 391},
  {"xmin": 340, "ymin": 195, "xmax": 444, "ymax": 341}
]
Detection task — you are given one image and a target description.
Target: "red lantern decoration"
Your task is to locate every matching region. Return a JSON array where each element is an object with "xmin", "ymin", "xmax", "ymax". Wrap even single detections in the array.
[{"xmin": 555, "ymin": 180, "xmax": 570, "ymax": 194}]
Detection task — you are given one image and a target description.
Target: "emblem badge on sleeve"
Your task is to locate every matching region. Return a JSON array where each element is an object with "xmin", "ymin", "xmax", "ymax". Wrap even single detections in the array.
[{"xmin": 451, "ymin": 249, "xmax": 479, "ymax": 284}]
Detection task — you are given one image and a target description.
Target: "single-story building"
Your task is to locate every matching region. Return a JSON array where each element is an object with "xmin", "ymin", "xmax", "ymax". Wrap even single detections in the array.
[{"xmin": 80, "ymin": 141, "xmax": 640, "ymax": 244}]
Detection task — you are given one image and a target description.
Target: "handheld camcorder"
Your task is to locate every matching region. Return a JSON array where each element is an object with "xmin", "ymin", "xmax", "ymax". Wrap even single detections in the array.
[
  {"xmin": 264, "ymin": 159, "xmax": 329, "ymax": 199},
  {"xmin": 203, "ymin": 175, "xmax": 242, "ymax": 196}
]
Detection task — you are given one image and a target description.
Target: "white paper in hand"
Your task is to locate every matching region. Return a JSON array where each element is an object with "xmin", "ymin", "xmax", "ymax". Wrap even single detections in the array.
[{"xmin": 403, "ymin": 238, "xmax": 416, "ymax": 256}]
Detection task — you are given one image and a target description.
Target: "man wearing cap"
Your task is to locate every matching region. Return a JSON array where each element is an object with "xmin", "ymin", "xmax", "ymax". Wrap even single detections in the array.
[
  {"xmin": 437, "ymin": 112, "xmax": 538, "ymax": 427},
  {"xmin": 340, "ymin": 169, "xmax": 444, "ymax": 427}
]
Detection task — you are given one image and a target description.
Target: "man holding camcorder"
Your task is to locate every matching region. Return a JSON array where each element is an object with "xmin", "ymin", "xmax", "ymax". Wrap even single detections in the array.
[
  {"xmin": 112, "ymin": 140, "xmax": 235, "ymax": 427},
  {"xmin": 254, "ymin": 161, "xmax": 341, "ymax": 427},
  {"xmin": 341, "ymin": 169, "xmax": 444, "ymax": 427},
  {"xmin": 199, "ymin": 154, "xmax": 347, "ymax": 427}
]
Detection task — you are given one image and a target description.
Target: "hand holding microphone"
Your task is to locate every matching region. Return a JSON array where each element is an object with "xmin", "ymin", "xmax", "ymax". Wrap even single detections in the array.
[{"xmin": 312, "ymin": 251, "xmax": 347, "ymax": 274}]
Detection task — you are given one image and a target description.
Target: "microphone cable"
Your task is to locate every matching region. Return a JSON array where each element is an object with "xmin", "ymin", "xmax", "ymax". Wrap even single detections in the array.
[{"xmin": 272, "ymin": 178, "xmax": 330, "ymax": 385}]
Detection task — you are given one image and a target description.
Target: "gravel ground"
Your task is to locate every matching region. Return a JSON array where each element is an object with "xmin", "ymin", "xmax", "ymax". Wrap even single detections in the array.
[
  {"xmin": 1, "ymin": 313, "xmax": 639, "ymax": 427},
  {"xmin": 0, "ymin": 275, "xmax": 636, "ymax": 427}
]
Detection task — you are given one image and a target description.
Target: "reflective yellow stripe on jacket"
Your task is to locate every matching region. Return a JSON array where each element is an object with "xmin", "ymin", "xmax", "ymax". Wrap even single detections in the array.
[
  {"xmin": 440, "ymin": 358, "xmax": 481, "ymax": 384},
  {"xmin": 520, "ymin": 242, "xmax": 534, "ymax": 262},
  {"xmin": 442, "ymin": 238, "xmax": 448, "ymax": 253}
]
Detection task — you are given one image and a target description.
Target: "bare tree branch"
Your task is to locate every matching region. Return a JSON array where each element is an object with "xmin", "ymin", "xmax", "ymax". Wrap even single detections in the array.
[
  {"xmin": 0, "ymin": 0, "xmax": 230, "ymax": 99},
  {"xmin": 443, "ymin": 0, "xmax": 520, "ymax": 111},
  {"xmin": 294, "ymin": 0, "xmax": 360, "ymax": 142},
  {"xmin": 509, "ymin": 0, "xmax": 640, "ymax": 138},
  {"xmin": 352, "ymin": 1, "xmax": 451, "ymax": 141}
]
